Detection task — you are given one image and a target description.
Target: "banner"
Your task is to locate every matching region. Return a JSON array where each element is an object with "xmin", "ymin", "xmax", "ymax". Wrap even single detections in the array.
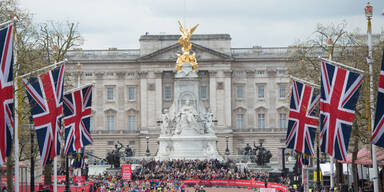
[
  {"xmin": 180, "ymin": 179, "xmax": 287, "ymax": 192},
  {"xmin": 73, "ymin": 176, "xmax": 85, "ymax": 183},
  {"xmin": 41, "ymin": 175, "xmax": 66, "ymax": 183},
  {"xmin": 122, "ymin": 164, "xmax": 132, "ymax": 181},
  {"xmin": 129, "ymin": 179, "xmax": 287, "ymax": 192}
]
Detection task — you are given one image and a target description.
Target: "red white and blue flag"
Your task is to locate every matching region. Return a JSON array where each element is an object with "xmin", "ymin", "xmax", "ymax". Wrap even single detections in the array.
[
  {"xmin": 24, "ymin": 64, "xmax": 65, "ymax": 165},
  {"xmin": 0, "ymin": 25, "xmax": 14, "ymax": 166},
  {"xmin": 63, "ymin": 85, "xmax": 93, "ymax": 154},
  {"xmin": 371, "ymin": 50, "xmax": 384, "ymax": 147},
  {"xmin": 286, "ymin": 80, "xmax": 319, "ymax": 156},
  {"xmin": 320, "ymin": 61, "xmax": 363, "ymax": 161}
]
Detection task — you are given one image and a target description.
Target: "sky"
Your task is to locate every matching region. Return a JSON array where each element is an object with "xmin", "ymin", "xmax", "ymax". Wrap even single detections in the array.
[{"xmin": 18, "ymin": 0, "xmax": 384, "ymax": 50}]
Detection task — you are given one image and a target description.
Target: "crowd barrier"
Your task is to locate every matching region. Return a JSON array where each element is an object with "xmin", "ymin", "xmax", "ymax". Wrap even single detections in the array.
[
  {"xmin": 0, "ymin": 182, "xmax": 94, "ymax": 192},
  {"xmin": 134, "ymin": 179, "xmax": 288, "ymax": 192},
  {"xmin": 182, "ymin": 179, "xmax": 287, "ymax": 192}
]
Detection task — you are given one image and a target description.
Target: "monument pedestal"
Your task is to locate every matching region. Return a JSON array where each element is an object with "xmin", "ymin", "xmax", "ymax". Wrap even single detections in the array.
[
  {"xmin": 156, "ymin": 135, "xmax": 222, "ymax": 160},
  {"xmin": 155, "ymin": 63, "xmax": 222, "ymax": 161}
]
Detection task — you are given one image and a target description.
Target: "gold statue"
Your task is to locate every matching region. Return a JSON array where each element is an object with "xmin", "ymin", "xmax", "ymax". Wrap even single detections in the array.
[{"xmin": 176, "ymin": 21, "xmax": 199, "ymax": 72}]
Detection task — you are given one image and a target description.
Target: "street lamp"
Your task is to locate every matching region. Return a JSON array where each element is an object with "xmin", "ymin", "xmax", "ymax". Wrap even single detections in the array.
[
  {"xmin": 225, "ymin": 136, "xmax": 230, "ymax": 156},
  {"xmin": 29, "ymin": 117, "xmax": 36, "ymax": 192},
  {"xmin": 365, "ymin": 2, "xmax": 379, "ymax": 192},
  {"xmin": 145, "ymin": 136, "xmax": 150, "ymax": 156},
  {"xmin": 76, "ymin": 62, "xmax": 82, "ymax": 88}
]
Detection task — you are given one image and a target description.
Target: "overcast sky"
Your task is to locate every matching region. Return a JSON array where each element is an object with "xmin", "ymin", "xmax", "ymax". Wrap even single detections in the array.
[{"xmin": 19, "ymin": 0, "xmax": 384, "ymax": 49}]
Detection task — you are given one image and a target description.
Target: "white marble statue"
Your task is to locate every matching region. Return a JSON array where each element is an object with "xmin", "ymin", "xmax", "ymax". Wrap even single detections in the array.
[
  {"xmin": 174, "ymin": 100, "xmax": 202, "ymax": 135},
  {"xmin": 204, "ymin": 109, "xmax": 215, "ymax": 134},
  {"xmin": 160, "ymin": 109, "xmax": 171, "ymax": 135}
]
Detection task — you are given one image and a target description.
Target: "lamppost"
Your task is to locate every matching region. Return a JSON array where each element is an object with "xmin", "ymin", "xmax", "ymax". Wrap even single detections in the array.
[
  {"xmin": 225, "ymin": 136, "xmax": 230, "ymax": 156},
  {"xmin": 29, "ymin": 117, "xmax": 35, "ymax": 192},
  {"xmin": 76, "ymin": 62, "xmax": 81, "ymax": 87},
  {"xmin": 145, "ymin": 136, "xmax": 150, "ymax": 156},
  {"xmin": 365, "ymin": 2, "xmax": 379, "ymax": 192}
]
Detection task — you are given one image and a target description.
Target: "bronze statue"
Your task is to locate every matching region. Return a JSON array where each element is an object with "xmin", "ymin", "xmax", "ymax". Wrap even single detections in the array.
[
  {"xmin": 176, "ymin": 21, "xmax": 199, "ymax": 72},
  {"xmin": 243, "ymin": 142, "xmax": 272, "ymax": 166}
]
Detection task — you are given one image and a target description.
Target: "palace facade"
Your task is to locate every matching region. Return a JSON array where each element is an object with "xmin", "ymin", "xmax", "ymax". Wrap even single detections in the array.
[{"xmin": 66, "ymin": 34, "xmax": 292, "ymax": 160}]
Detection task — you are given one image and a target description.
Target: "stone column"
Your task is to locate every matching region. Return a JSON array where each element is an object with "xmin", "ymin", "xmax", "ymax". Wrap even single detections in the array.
[
  {"xmin": 116, "ymin": 72, "xmax": 126, "ymax": 130},
  {"xmin": 139, "ymin": 71, "xmax": 148, "ymax": 130},
  {"xmin": 146, "ymin": 72, "xmax": 156, "ymax": 129},
  {"xmin": 223, "ymin": 70, "xmax": 232, "ymax": 129},
  {"xmin": 209, "ymin": 71, "xmax": 217, "ymax": 116},
  {"xmin": 246, "ymin": 70, "xmax": 256, "ymax": 128},
  {"xmin": 154, "ymin": 71, "xmax": 163, "ymax": 129},
  {"xmin": 95, "ymin": 72, "xmax": 104, "ymax": 130}
]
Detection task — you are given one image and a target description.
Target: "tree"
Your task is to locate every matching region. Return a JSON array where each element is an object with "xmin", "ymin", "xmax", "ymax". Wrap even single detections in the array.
[
  {"xmin": 1, "ymin": 0, "xmax": 82, "ymax": 188},
  {"xmin": 289, "ymin": 22, "xmax": 383, "ymax": 192},
  {"xmin": 36, "ymin": 21, "xmax": 81, "ymax": 186}
]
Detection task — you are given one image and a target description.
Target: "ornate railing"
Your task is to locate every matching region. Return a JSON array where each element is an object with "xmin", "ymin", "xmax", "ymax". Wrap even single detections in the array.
[{"xmin": 66, "ymin": 49, "xmax": 140, "ymax": 60}]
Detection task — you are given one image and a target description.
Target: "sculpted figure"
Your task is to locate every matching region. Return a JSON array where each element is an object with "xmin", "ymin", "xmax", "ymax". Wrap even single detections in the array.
[
  {"xmin": 177, "ymin": 21, "xmax": 199, "ymax": 53},
  {"xmin": 174, "ymin": 100, "xmax": 201, "ymax": 135},
  {"xmin": 176, "ymin": 21, "xmax": 199, "ymax": 72},
  {"xmin": 160, "ymin": 109, "xmax": 171, "ymax": 135},
  {"xmin": 204, "ymin": 109, "xmax": 214, "ymax": 134}
]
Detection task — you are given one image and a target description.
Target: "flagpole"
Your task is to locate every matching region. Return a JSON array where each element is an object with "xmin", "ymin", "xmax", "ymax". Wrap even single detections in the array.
[
  {"xmin": 54, "ymin": 157, "xmax": 57, "ymax": 192},
  {"xmin": 326, "ymin": 38, "xmax": 335, "ymax": 190},
  {"xmin": 18, "ymin": 59, "xmax": 67, "ymax": 78},
  {"xmin": 13, "ymin": 19, "xmax": 20, "ymax": 192},
  {"xmin": 365, "ymin": 3, "xmax": 379, "ymax": 192},
  {"xmin": 64, "ymin": 83, "xmax": 94, "ymax": 95},
  {"xmin": 289, "ymin": 75, "xmax": 320, "ymax": 88},
  {"xmin": 0, "ymin": 17, "xmax": 18, "ymax": 29},
  {"xmin": 318, "ymin": 57, "xmax": 365, "ymax": 74},
  {"xmin": 76, "ymin": 63, "xmax": 81, "ymax": 178}
]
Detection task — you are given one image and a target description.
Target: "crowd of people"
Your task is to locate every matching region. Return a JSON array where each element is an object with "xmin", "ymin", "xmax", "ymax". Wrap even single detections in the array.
[
  {"xmin": 130, "ymin": 159, "xmax": 285, "ymax": 184},
  {"xmin": 83, "ymin": 159, "xmax": 291, "ymax": 191},
  {"xmin": 89, "ymin": 175, "xmax": 187, "ymax": 192}
]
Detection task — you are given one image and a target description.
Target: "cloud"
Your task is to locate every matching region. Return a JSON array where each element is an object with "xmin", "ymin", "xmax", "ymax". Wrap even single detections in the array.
[{"xmin": 18, "ymin": 0, "xmax": 384, "ymax": 49}]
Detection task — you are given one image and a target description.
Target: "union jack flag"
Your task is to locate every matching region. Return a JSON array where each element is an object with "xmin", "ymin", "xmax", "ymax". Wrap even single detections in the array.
[
  {"xmin": 63, "ymin": 85, "xmax": 93, "ymax": 154},
  {"xmin": 286, "ymin": 80, "xmax": 319, "ymax": 156},
  {"xmin": 0, "ymin": 25, "xmax": 14, "ymax": 166},
  {"xmin": 320, "ymin": 61, "xmax": 363, "ymax": 161},
  {"xmin": 24, "ymin": 64, "xmax": 65, "ymax": 165},
  {"xmin": 371, "ymin": 50, "xmax": 384, "ymax": 147}
]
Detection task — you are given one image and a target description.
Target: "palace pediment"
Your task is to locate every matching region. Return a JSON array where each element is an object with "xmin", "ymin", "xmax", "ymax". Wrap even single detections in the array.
[{"xmin": 137, "ymin": 43, "xmax": 232, "ymax": 62}]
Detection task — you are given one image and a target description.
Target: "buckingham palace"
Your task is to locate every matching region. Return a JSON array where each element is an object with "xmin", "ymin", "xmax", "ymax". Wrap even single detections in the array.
[{"xmin": 66, "ymin": 33, "xmax": 292, "ymax": 160}]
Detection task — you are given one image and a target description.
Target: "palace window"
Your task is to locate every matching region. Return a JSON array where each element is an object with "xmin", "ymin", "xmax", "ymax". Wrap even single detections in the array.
[
  {"xmin": 128, "ymin": 115, "xmax": 136, "ymax": 130},
  {"xmin": 200, "ymin": 86, "xmax": 208, "ymax": 99},
  {"xmin": 279, "ymin": 85, "xmax": 286, "ymax": 98},
  {"xmin": 258, "ymin": 85, "xmax": 265, "ymax": 99},
  {"xmin": 236, "ymin": 86, "xmax": 244, "ymax": 99},
  {"xmin": 106, "ymin": 87, "xmax": 114, "ymax": 101},
  {"xmin": 258, "ymin": 113, "xmax": 265, "ymax": 128},
  {"xmin": 164, "ymin": 87, "xmax": 172, "ymax": 100},
  {"xmin": 106, "ymin": 114, "xmax": 115, "ymax": 131},
  {"xmin": 107, "ymin": 141, "xmax": 114, "ymax": 145},
  {"xmin": 235, "ymin": 71, "xmax": 244, "ymax": 76},
  {"xmin": 236, "ymin": 114, "xmax": 244, "ymax": 129},
  {"xmin": 279, "ymin": 113, "xmax": 287, "ymax": 129},
  {"xmin": 128, "ymin": 87, "xmax": 136, "ymax": 101}
]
